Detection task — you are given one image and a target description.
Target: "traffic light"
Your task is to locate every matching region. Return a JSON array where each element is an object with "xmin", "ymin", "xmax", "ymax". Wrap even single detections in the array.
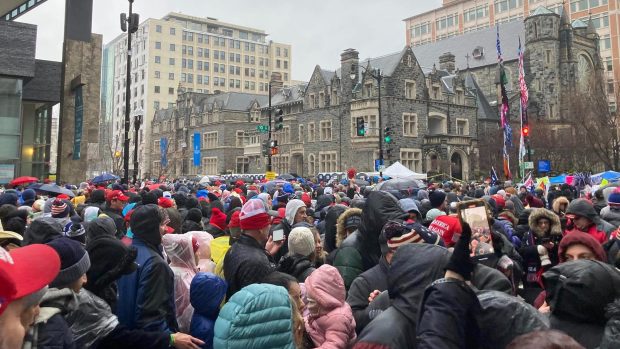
[
  {"xmin": 386, "ymin": 147, "xmax": 393, "ymax": 159},
  {"xmin": 261, "ymin": 140, "xmax": 270, "ymax": 157},
  {"xmin": 522, "ymin": 125, "xmax": 530, "ymax": 137},
  {"xmin": 384, "ymin": 127, "xmax": 393, "ymax": 144},
  {"xmin": 356, "ymin": 117, "xmax": 365, "ymax": 136},
  {"xmin": 269, "ymin": 139, "xmax": 278, "ymax": 155},
  {"xmin": 274, "ymin": 109, "xmax": 284, "ymax": 131}
]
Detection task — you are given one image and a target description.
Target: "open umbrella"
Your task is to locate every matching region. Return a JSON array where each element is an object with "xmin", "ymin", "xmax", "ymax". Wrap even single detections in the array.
[
  {"xmin": 91, "ymin": 173, "xmax": 119, "ymax": 184},
  {"xmin": 10, "ymin": 176, "xmax": 38, "ymax": 186},
  {"xmin": 374, "ymin": 177, "xmax": 426, "ymax": 192},
  {"xmin": 39, "ymin": 184, "xmax": 75, "ymax": 198},
  {"xmin": 264, "ymin": 179, "xmax": 287, "ymax": 191},
  {"xmin": 277, "ymin": 173, "xmax": 295, "ymax": 180}
]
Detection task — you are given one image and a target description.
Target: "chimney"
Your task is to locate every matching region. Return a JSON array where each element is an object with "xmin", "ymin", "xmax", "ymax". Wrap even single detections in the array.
[
  {"xmin": 439, "ymin": 52, "xmax": 456, "ymax": 73},
  {"xmin": 340, "ymin": 48, "xmax": 359, "ymax": 102},
  {"xmin": 270, "ymin": 72, "xmax": 283, "ymax": 96}
]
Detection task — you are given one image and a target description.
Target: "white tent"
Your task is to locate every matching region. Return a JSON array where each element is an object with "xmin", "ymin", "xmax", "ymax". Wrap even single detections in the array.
[{"xmin": 383, "ymin": 161, "xmax": 427, "ymax": 180}]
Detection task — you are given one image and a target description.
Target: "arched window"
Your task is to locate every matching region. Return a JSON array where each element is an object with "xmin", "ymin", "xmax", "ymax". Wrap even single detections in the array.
[{"xmin": 308, "ymin": 153, "xmax": 316, "ymax": 175}]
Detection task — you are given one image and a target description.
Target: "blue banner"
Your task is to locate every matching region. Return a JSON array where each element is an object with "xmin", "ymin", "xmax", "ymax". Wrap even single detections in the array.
[
  {"xmin": 160, "ymin": 137, "xmax": 168, "ymax": 167},
  {"xmin": 73, "ymin": 85, "xmax": 83, "ymax": 160},
  {"xmin": 193, "ymin": 132, "xmax": 201, "ymax": 166}
]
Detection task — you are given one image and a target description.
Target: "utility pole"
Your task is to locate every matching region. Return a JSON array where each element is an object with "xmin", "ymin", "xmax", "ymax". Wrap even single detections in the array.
[
  {"xmin": 120, "ymin": 0, "xmax": 139, "ymax": 184},
  {"xmin": 133, "ymin": 111, "xmax": 142, "ymax": 182},
  {"xmin": 267, "ymin": 82, "xmax": 272, "ymax": 172}
]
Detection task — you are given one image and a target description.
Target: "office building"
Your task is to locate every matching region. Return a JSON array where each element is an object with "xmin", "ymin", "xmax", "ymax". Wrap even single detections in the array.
[{"xmin": 101, "ymin": 12, "xmax": 292, "ymax": 178}]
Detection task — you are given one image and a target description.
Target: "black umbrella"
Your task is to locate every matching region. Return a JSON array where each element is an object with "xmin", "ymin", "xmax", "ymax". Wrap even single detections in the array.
[
  {"xmin": 39, "ymin": 184, "xmax": 76, "ymax": 197},
  {"xmin": 91, "ymin": 173, "xmax": 119, "ymax": 184},
  {"xmin": 277, "ymin": 173, "xmax": 295, "ymax": 180},
  {"xmin": 374, "ymin": 177, "xmax": 425, "ymax": 192}
]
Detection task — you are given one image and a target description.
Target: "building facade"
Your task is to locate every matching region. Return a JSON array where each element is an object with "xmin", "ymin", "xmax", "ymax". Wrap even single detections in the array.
[
  {"xmin": 100, "ymin": 12, "xmax": 292, "ymax": 178},
  {"xmin": 404, "ymin": 0, "xmax": 618, "ymax": 107},
  {"xmin": 0, "ymin": 21, "xmax": 61, "ymax": 183}
]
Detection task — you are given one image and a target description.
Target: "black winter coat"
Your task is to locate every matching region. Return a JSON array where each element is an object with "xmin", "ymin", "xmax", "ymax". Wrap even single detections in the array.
[
  {"xmin": 353, "ymin": 244, "xmax": 451, "ymax": 349},
  {"xmin": 277, "ymin": 254, "xmax": 316, "ymax": 283},
  {"xmin": 347, "ymin": 256, "xmax": 390, "ymax": 334},
  {"xmin": 223, "ymin": 234, "xmax": 275, "ymax": 299},
  {"xmin": 416, "ymin": 279, "xmax": 482, "ymax": 349}
]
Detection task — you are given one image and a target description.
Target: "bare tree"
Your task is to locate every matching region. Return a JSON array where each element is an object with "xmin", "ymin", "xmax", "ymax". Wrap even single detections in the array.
[{"xmin": 104, "ymin": 135, "xmax": 124, "ymax": 175}]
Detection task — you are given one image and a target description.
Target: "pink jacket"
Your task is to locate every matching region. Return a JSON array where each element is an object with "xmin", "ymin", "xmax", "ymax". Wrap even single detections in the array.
[{"xmin": 304, "ymin": 265, "xmax": 356, "ymax": 349}]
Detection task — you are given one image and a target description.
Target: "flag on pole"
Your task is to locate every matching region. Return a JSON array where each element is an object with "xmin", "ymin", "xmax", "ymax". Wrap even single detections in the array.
[
  {"xmin": 491, "ymin": 166, "xmax": 499, "ymax": 186},
  {"xmin": 518, "ymin": 37, "xmax": 529, "ymax": 170},
  {"xmin": 497, "ymin": 26, "xmax": 512, "ymax": 179},
  {"xmin": 523, "ymin": 170, "xmax": 534, "ymax": 189}
]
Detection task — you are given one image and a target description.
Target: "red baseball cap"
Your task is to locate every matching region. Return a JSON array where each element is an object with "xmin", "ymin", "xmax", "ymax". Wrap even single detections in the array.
[
  {"xmin": 106, "ymin": 190, "xmax": 129, "ymax": 202},
  {"xmin": 0, "ymin": 245, "xmax": 60, "ymax": 315}
]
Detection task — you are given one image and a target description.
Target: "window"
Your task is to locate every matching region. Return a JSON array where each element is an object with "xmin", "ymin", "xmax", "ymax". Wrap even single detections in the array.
[
  {"xmin": 198, "ymin": 75, "xmax": 203, "ymax": 84},
  {"xmin": 308, "ymin": 122, "xmax": 316, "ymax": 142},
  {"xmin": 319, "ymin": 152, "xmax": 337, "ymax": 172},
  {"xmin": 181, "ymin": 73, "xmax": 187, "ymax": 82},
  {"xmin": 204, "ymin": 49, "xmax": 210, "ymax": 58},
  {"xmin": 169, "ymin": 43, "xmax": 175, "ymax": 51},
  {"xmin": 156, "ymin": 25, "xmax": 162, "ymax": 33},
  {"xmin": 400, "ymin": 149, "xmax": 422, "ymax": 173},
  {"xmin": 405, "ymin": 81, "xmax": 416, "ymax": 99},
  {"xmin": 169, "ymin": 73, "xmax": 174, "ymax": 80},
  {"xmin": 202, "ymin": 157, "xmax": 218, "ymax": 175},
  {"xmin": 403, "ymin": 113, "xmax": 418, "ymax": 136},
  {"xmin": 284, "ymin": 73, "xmax": 288, "ymax": 81},
  {"xmin": 284, "ymin": 48, "xmax": 289, "ymax": 57},
  {"xmin": 204, "ymin": 75, "xmax": 210, "ymax": 85},
  {"xmin": 495, "ymin": 0, "xmax": 522, "ymax": 13},
  {"xmin": 435, "ymin": 13, "xmax": 459, "ymax": 30},
  {"xmin": 235, "ymin": 131, "xmax": 245, "ymax": 147},
  {"xmin": 155, "ymin": 56, "xmax": 161, "ymax": 64},
  {"xmin": 308, "ymin": 154, "xmax": 316, "ymax": 174},
  {"xmin": 154, "ymin": 101, "xmax": 160, "ymax": 110},
  {"xmin": 605, "ymin": 57, "xmax": 613, "ymax": 71},
  {"xmin": 169, "ymin": 58, "xmax": 175, "ymax": 65},
  {"xmin": 154, "ymin": 86, "xmax": 160, "ymax": 93},
  {"xmin": 188, "ymin": 46, "xmax": 193, "ymax": 56},
  {"xmin": 187, "ymin": 74, "xmax": 193, "ymax": 83},
  {"xmin": 320, "ymin": 120, "xmax": 332, "ymax": 141},
  {"xmin": 188, "ymin": 59, "xmax": 194, "ymax": 69},
  {"xmin": 601, "ymin": 35, "xmax": 611, "ymax": 50},
  {"xmin": 545, "ymin": 50, "xmax": 552, "ymax": 65},
  {"xmin": 456, "ymin": 119, "xmax": 469, "ymax": 135},
  {"xmin": 154, "ymin": 140, "xmax": 160, "ymax": 152},
  {"xmin": 276, "ymin": 60, "xmax": 281, "ymax": 68},
  {"xmin": 169, "ymin": 87, "xmax": 174, "ymax": 95},
  {"xmin": 204, "ymin": 62, "xmax": 209, "ymax": 71},
  {"xmin": 352, "ymin": 115, "xmax": 378, "ymax": 137},
  {"xmin": 411, "ymin": 22, "xmax": 430, "ymax": 38},
  {"xmin": 155, "ymin": 41, "xmax": 161, "ymax": 49},
  {"xmin": 250, "ymin": 110, "xmax": 260, "ymax": 122},
  {"xmin": 298, "ymin": 124, "xmax": 304, "ymax": 143},
  {"xmin": 464, "ymin": 5, "xmax": 489, "ymax": 22},
  {"xmin": 154, "ymin": 71, "xmax": 161, "ymax": 79},
  {"xmin": 203, "ymin": 132, "xmax": 218, "ymax": 148},
  {"xmin": 170, "ymin": 27, "xmax": 176, "ymax": 35},
  {"xmin": 284, "ymin": 61, "xmax": 288, "ymax": 69},
  {"xmin": 236, "ymin": 157, "xmax": 249, "ymax": 174}
]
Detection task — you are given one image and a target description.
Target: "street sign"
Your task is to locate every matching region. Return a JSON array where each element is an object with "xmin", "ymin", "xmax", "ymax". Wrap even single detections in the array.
[
  {"xmin": 378, "ymin": 165, "xmax": 385, "ymax": 172},
  {"xmin": 524, "ymin": 161, "xmax": 534, "ymax": 170},
  {"xmin": 538, "ymin": 159, "xmax": 551, "ymax": 173},
  {"xmin": 374, "ymin": 159, "xmax": 384, "ymax": 172},
  {"xmin": 265, "ymin": 171, "xmax": 277, "ymax": 180},
  {"xmin": 256, "ymin": 124, "xmax": 269, "ymax": 133}
]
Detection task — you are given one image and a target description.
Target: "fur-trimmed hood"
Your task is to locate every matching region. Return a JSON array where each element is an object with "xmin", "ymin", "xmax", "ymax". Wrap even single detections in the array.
[
  {"xmin": 552, "ymin": 196, "xmax": 570, "ymax": 215},
  {"xmin": 528, "ymin": 208, "xmax": 562, "ymax": 237},
  {"xmin": 336, "ymin": 208, "xmax": 362, "ymax": 248}
]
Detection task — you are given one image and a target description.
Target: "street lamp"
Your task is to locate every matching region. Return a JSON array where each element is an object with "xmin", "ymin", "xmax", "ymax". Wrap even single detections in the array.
[
  {"xmin": 351, "ymin": 64, "xmax": 384, "ymax": 175},
  {"xmin": 120, "ymin": 0, "xmax": 139, "ymax": 184},
  {"xmin": 132, "ymin": 108, "xmax": 143, "ymax": 182}
]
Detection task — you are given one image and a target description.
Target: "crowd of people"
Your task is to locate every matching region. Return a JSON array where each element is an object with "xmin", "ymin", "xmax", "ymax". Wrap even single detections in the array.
[{"xmin": 1, "ymin": 177, "xmax": 619, "ymax": 349}]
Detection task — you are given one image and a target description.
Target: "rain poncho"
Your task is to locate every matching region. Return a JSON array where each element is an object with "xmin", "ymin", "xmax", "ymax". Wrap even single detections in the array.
[
  {"xmin": 162, "ymin": 233, "xmax": 198, "ymax": 333},
  {"xmin": 187, "ymin": 231, "xmax": 216, "ymax": 273}
]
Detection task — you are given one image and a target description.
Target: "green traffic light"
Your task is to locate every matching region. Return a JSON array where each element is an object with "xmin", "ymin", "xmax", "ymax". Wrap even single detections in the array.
[{"xmin": 384, "ymin": 136, "xmax": 392, "ymax": 143}]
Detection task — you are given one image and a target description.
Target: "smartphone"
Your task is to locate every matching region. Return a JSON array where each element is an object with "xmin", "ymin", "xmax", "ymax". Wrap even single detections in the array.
[
  {"xmin": 272, "ymin": 229, "xmax": 284, "ymax": 242},
  {"xmin": 456, "ymin": 199, "xmax": 493, "ymax": 244}
]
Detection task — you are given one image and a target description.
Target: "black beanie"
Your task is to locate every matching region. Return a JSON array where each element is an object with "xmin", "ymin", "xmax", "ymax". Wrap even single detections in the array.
[
  {"xmin": 429, "ymin": 191, "xmax": 447, "ymax": 208},
  {"xmin": 47, "ymin": 237, "xmax": 91, "ymax": 288}
]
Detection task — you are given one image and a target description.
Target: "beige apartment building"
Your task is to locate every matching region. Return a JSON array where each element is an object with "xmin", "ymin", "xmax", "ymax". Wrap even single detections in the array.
[
  {"xmin": 101, "ymin": 12, "xmax": 292, "ymax": 178},
  {"xmin": 404, "ymin": 0, "xmax": 618, "ymax": 100}
]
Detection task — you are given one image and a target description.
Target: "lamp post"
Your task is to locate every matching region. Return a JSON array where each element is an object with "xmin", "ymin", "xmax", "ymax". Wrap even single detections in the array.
[
  {"xmin": 351, "ymin": 65, "xmax": 384, "ymax": 175},
  {"xmin": 132, "ymin": 109, "xmax": 143, "ymax": 183},
  {"xmin": 120, "ymin": 0, "xmax": 139, "ymax": 184}
]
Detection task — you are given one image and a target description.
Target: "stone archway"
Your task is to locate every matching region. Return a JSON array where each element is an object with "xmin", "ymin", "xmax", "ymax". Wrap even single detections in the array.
[
  {"xmin": 450, "ymin": 149, "xmax": 469, "ymax": 180},
  {"xmin": 425, "ymin": 151, "xmax": 440, "ymax": 173}
]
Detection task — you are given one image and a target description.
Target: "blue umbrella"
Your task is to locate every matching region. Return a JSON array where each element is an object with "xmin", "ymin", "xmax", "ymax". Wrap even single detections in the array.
[{"xmin": 92, "ymin": 173, "xmax": 119, "ymax": 184}]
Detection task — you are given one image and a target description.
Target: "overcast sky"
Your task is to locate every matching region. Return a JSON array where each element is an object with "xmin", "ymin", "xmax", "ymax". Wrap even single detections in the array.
[{"xmin": 18, "ymin": 0, "xmax": 441, "ymax": 81}]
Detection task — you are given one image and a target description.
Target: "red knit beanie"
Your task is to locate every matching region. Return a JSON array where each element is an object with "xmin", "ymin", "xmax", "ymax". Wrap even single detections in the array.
[
  {"xmin": 210, "ymin": 207, "xmax": 228, "ymax": 230},
  {"xmin": 229, "ymin": 210, "xmax": 241, "ymax": 228},
  {"xmin": 158, "ymin": 197, "xmax": 174, "ymax": 208}
]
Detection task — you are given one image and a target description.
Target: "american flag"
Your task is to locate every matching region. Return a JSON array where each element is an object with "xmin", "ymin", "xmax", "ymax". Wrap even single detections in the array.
[
  {"xmin": 523, "ymin": 171, "xmax": 534, "ymax": 189},
  {"xmin": 518, "ymin": 37, "xmax": 529, "ymax": 165},
  {"xmin": 491, "ymin": 166, "xmax": 499, "ymax": 185}
]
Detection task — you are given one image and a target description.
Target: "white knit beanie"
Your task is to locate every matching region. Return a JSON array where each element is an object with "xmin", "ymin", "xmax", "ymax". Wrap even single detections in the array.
[{"xmin": 288, "ymin": 227, "xmax": 315, "ymax": 257}]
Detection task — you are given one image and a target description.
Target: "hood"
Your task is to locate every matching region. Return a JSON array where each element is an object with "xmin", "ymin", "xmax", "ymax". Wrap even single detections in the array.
[
  {"xmin": 315, "ymin": 194, "xmax": 333, "ymax": 213},
  {"xmin": 191, "ymin": 272, "xmax": 227, "ymax": 318},
  {"xmin": 23, "ymin": 216, "xmax": 63, "ymax": 245},
  {"xmin": 38, "ymin": 287, "xmax": 78, "ymax": 321},
  {"xmin": 544, "ymin": 260, "xmax": 620, "ymax": 325},
  {"xmin": 185, "ymin": 208, "xmax": 203, "ymax": 223},
  {"xmin": 162, "ymin": 233, "xmax": 197, "ymax": 272},
  {"xmin": 305, "ymin": 264, "xmax": 345, "ymax": 311},
  {"xmin": 477, "ymin": 290, "xmax": 550, "ymax": 349},
  {"xmin": 165, "ymin": 207, "xmax": 182, "ymax": 235},
  {"xmin": 417, "ymin": 190, "xmax": 429, "ymax": 201},
  {"xmin": 277, "ymin": 254, "xmax": 313, "ymax": 279},
  {"xmin": 558, "ymin": 231, "xmax": 607, "ymax": 263},
  {"xmin": 359, "ymin": 191, "xmax": 406, "ymax": 249},
  {"xmin": 85, "ymin": 216, "xmax": 117, "ymax": 243},
  {"xmin": 566, "ymin": 198, "xmax": 599, "ymax": 222},
  {"xmin": 528, "ymin": 208, "xmax": 562, "ymax": 237},
  {"xmin": 552, "ymin": 196, "xmax": 570, "ymax": 214},
  {"xmin": 388, "ymin": 244, "xmax": 450, "ymax": 323},
  {"xmin": 85, "ymin": 237, "xmax": 137, "ymax": 293},
  {"xmin": 285, "ymin": 199, "xmax": 306, "ymax": 225},
  {"xmin": 336, "ymin": 208, "xmax": 362, "ymax": 248},
  {"xmin": 323, "ymin": 205, "xmax": 347, "ymax": 253},
  {"xmin": 517, "ymin": 208, "xmax": 533, "ymax": 226},
  {"xmin": 130, "ymin": 204, "xmax": 162, "ymax": 247}
]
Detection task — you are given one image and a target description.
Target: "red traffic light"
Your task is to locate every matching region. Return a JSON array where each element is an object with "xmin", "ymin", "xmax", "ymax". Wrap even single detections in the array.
[{"xmin": 522, "ymin": 126, "xmax": 529, "ymax": 136}]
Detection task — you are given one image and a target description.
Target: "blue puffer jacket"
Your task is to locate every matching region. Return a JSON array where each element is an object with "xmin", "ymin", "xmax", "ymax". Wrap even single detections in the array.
[
  {"xmin": 190, "ymin": 273, "xmax": 227, "ymax": 349},
  {"xmin": 116, "ymin": 237, "xmax": 177, "ymax": 333},
  {"xmin": 213, "ymin": 284, "xmax": 295, "ymax": 349}
]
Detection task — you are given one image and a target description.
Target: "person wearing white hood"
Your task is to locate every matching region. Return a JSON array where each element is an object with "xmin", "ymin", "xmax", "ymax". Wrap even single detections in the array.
[{"xmin": 272, "ymin": 199, "xmax": 308, "ymax": 263}]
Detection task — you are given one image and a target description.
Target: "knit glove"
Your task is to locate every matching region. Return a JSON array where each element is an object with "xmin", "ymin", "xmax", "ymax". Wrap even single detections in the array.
[
  {"xmin": 445, "ymin": 222, "xmax": 476, "ymax": 280},
  {"xmin": 537, "ymin": 245, "xmax": 551, "ymax": 267}
]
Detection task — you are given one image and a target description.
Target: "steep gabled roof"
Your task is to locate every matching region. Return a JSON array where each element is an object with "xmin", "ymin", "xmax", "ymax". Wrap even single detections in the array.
[
  {"xmin": 531, "ymin": 6, "xmax": 554, "ymax": 16},
  {"xmin": 271, "ymin": 83, "xmax": 307, "ymax": 106},
  {"xmin": 465, "ymin": 72, "xmax": 498, "ymax": 120},
  {"xmin": 320, "ymin": 69, "xmax": 335, "ymax": 84}
]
